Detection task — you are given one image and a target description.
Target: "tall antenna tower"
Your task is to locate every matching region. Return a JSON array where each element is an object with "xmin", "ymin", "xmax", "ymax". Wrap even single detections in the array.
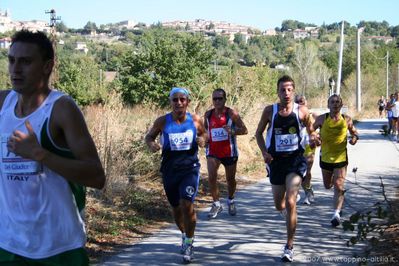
[{"xmin": 45, "ymin": 9, "xmax": 61, "ymax": 85}]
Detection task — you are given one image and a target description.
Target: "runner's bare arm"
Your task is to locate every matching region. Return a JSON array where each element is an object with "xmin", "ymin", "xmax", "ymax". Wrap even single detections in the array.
[
  {"xmin": 193, "ymin": 114, "xmax": 207, "ymax": 148},
  {"xmin": 8, "ymin": 96, "xmax": 105, "ymax": 189},
  {"xmin": 309, "ymin": 114, "xmax": 324, "ymax": 147},
  {"xmin": 346, "ymin": 115, "xmax": 359, "ymax": 145},
  {"xmin": 255, "ymin": 105, "xmax": 273, "ymax": 164},
  {"xmin": 228, "ymin": 108, "xmax": 248, "ymax": 136},
  {"xmin": 145, "ymin": 116, "xmax": 165, "ymax": 152}
]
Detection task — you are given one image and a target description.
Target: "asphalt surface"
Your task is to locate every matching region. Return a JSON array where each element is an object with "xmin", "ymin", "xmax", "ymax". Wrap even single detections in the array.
[{"xmin": 100, "ymin": 119, "xmax": 399, "ymax": 265}]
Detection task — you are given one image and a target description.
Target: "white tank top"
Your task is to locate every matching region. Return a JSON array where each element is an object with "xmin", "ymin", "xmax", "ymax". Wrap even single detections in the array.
[{"xmin": 0, "ymin": 90, "xmax": 86, "ymax": 259}]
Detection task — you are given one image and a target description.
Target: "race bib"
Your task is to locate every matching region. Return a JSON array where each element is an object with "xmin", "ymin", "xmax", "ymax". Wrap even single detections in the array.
[
  {"xmin": 275, "ymin": 134, "xmax": 299, "ymax": 152},
  {"xmin": 1, "ymin": 135, "xmax": 42, "ymax": 180},
  {"xmin": 169, "ymin": 130, "xmax": 194, "ymax": 151},
  {"xmin": 211, "ymin": 127, "xmax": 228, "ymax": 142}
]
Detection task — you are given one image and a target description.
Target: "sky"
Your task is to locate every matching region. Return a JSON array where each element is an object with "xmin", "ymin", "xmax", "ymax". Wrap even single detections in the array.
[{"xmin": 1, "ymin": 0, "xmax": 399, "ymax": 30}]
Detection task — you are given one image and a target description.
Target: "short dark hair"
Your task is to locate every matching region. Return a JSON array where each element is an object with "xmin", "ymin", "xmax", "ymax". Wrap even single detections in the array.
[
  {"xmin": 328, "ymin": 94, "xmax": 343, "ymax": 105},
  {"xmin": 213, "ymin": 88, "xmax": 227, "ymax": 99},
  {"xmin": 277, "ymin": 75, "xmax": 295, "ymax": 89},
  {"xmin": 11, "ymin": 30, "xmax": 54, "ymax": 61},
  {"xmin": 295, "ymin": 94, "xmax": 306, "ymax": 104}
]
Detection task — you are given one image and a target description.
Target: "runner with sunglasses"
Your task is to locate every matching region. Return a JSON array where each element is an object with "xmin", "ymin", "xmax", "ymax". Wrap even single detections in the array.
[
  {"xmin": 145, "ymin": 87, "xmax": 207, "ymax": 263},
  {"xmin": 204, "ymin": 88, "xmax": 248, "ymax": 219}
]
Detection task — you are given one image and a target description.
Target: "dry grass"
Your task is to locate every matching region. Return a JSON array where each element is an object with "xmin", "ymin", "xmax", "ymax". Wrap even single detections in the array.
[
  {"xmin": 81, "ymin": 79, "xmax": 396, "ymax": 263},
  {"xmin": 82, "ymin": 91, "xmax": 268, "ymax": 263}
]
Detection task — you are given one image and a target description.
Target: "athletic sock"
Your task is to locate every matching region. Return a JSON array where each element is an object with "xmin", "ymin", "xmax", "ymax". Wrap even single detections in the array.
[
  {"xmin": 185, "ymin": 237, "xmax": 194, "ymax": 245},
  {"xmin": 214, "ymin": 201, "xmax": 221, "ymax": 207}
]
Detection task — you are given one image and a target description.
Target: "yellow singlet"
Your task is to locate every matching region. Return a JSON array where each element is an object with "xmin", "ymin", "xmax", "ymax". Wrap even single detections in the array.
[{"xmin": 320, "ymin": 113, "xmax": 348, "ymax": 163}]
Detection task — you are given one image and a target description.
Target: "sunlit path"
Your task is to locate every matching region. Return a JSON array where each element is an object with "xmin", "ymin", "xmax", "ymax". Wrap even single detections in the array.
[{"xmin": 100, "ymin": 119, "xmax": 398, "ymax": 265}]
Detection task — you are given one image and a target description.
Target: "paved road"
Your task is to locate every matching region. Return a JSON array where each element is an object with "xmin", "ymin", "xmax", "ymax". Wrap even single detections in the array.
[{"xmin": 100, "ymin": 119, "xmax": 398, "ymax": 265}]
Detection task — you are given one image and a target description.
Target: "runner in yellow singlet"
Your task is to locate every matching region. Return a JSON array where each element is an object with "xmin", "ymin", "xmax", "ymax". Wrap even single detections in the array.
[{"xmin": 310, "ymin": 94, "xmax": 359, "ymax": 227}]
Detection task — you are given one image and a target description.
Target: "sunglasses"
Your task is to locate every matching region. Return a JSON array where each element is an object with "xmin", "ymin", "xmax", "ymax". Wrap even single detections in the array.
[
  {"xmin": 213, "ymin": 97, "xmax": 224, "ymax": 101},
  {"xmin": 172, "ymin": 97, "xmax": 187, "ymax": 103}
]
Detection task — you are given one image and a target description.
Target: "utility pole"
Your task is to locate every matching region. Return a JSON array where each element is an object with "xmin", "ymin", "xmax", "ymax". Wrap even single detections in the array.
[
  {"xmin": 336, "ymin": 21, "xmax": 345, "ymax": 95},
  {"xmin": 45, "ymin": 9, "xmax": 61, "ymax": 86},
  {"xmin": 356, "ymin": 28, "xmax": 363, "ymax": 112},
  {"xmin": 386, "ymin": 51, "xmax": 389, "ymax": 99}
]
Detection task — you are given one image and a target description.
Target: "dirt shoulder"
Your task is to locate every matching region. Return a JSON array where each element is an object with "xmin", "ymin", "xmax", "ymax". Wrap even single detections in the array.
[{"xmin": 86, "ymin": 171, "xmax": 265, "ymax": 264}]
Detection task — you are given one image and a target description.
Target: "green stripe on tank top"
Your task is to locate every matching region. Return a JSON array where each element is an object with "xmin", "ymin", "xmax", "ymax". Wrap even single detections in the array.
[{"xmin": 40, "ymin": 118, "xmax": 86, "ymax": 212}]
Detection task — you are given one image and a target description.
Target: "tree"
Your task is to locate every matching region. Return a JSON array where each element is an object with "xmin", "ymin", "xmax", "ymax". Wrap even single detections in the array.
[
  {"xmin": 291, "ymin": 42, "xmax": 317, "ymax": 96},
  {"xmin": 56, "ymin": 52, "xmax": 107, "ymax": 105},
  {"xmin": 83, "ymin": 21, "xmax": 97, "ymax": 34},
  {"xmin": 233, "ymin": 33, "xmax": 245, "ymax": 46},
  {"xmin": 390, "ymin": 25, "xmax": 399, "ymax": 37},
  {"xmin": 118, "ymin": 29, "xmax": 217, "ymax": 106},
  {"xmin": 206, "ymin": 22, "xmax": 215, "ymax": 30},
  {"xmin": 212, "ymin": 35, "xmax": 229, "ymax": 49},
  {"xmin": 56, "ymin": 21, "xmax": 68, "ymax": 33}
]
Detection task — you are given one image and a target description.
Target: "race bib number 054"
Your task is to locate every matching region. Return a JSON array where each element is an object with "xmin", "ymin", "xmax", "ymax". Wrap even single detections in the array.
[{"xmin": 169, "ymin": 130, "xmax": 194, "ymax": 151}]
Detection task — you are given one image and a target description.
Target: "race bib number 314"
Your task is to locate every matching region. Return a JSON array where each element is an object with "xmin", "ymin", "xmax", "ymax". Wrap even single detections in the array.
[{"xmin": 169, "ymin": 130, "xmax": 194, "ymax": 151}]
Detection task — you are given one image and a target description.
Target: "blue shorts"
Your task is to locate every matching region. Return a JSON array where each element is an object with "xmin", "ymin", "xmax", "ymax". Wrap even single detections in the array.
[
  {"xmin": 162, "ymin": 166, "xmax": 200, "ymax": 207},
  {"xmin": 268, "ymin": 155, "xmax": 307, "ymax": 185}
]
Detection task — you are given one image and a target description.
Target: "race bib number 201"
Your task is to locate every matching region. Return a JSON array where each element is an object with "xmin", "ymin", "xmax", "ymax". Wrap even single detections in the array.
[{"xmin": 169, "ymin": 130, "xmax": 194, "ymax": 151}]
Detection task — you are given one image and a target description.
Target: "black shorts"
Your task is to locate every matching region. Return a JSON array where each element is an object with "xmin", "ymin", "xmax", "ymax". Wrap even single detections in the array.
[
  {"xmin": 206, "ymin": 155, "xmax": 238, "ymax": 166},
  {"xmin": 379, "ymin": 106, "xmax": 384, "ymax": 112},
  {"xmin": 320, "ymin": 160, "xmax": 348, "ymax": 171},
  {"xmin": 268, "ymin": 155, "xmax": 307, "ymax": 185}
]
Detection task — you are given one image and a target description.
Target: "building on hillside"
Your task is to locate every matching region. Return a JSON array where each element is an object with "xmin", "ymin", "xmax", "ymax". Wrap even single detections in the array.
[
  {"xmin": 293, "ymin": 29, "xmax": 309, "ymax": 39},
  {"xmin": 13, "ymin": 20, "xmax": 49, "ymax": 33},
  {"xmin": 75, "ymin": 42, "xmax": 88, "ymax": 54},
  {"xmin": 366, "ymin": 36, "xmax": 394, "ymax": 44},
  {"xmin": 0, "ymin": 37, "xmax": 11, "ymax": 49},
  {"xmin": 263, "ymin": 28, "xmax": 277, "ymax": 36},
  {"xmin": 0, "ymin": 7, "xmax": 49, "ymax": 33},
  {"xmin": 162, "ymin": 19, "xmax": 259, "ymax": 39},
  {"xmin": 0, "ymin": 8, "xmax": 11, "ymax": 33},
  {"xmin": 274, "ymin": 64, "xmax": 289, "ymax": 71},
  {"xmin": 116, "ymin": 20, "xmax": 136, "ymax": 29}
]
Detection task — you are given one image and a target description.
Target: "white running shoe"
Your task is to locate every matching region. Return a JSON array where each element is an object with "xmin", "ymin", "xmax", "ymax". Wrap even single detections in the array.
[
  {"xmin": 228, "ymin": 200, "xmax": 237, "ymax": 216},
  {"xmin": 281, "ymin": 244, "xmax": 294, "ymax": 262},
  {"xmin": 331, "ymin": 212, "xmax": 341, "ymax": 227},
  {"xmin": 303, "ymin": 196, "xmax": 311, "ymax": 205},
  {"xmin": 182, "ymin": 244, "xmax": 194, "ymax": 263},
  {"xmin": 208, "ymin": 203, "xmax": 223, "ymax": 219}
]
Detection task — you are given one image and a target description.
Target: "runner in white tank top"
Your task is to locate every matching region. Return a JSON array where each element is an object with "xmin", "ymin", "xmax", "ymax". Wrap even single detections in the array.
[{"xmin": 0, "ymin": 30, "xmax": 105, "ymax": 264}]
